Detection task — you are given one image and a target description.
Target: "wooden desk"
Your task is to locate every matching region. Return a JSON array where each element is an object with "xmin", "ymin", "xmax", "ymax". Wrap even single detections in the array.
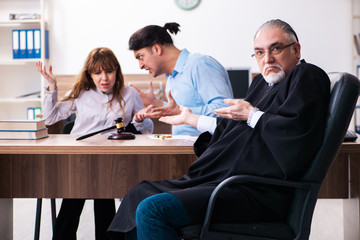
[
  {"xmin": 1, "ymin": 135, "xmax": 360, "ymax": 239},
  {"xmin": 318, "ymin": 139, "xmax": 360, "ymax": 239},
  {"xmin": 0, "ymin": 134, "xmax": 197, "ymax": 240},
  {"xmin": 0, "ymin": 134, "xmax": 197, "ymax": 198},
  {"xmin": 319, "ymin": 140, "xmax": 360, "ymax": 198}
]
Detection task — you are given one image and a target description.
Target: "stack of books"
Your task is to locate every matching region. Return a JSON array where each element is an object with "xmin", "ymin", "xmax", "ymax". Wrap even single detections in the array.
[{"xmin": 0, "ymin": 119, "xmax": 48, "ymax": 140}]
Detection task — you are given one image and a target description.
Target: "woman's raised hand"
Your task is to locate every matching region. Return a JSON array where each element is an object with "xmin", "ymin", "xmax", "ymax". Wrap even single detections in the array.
[{"xmin": 36, "ymin": 61, "xmax": 57, "ymax": 91}]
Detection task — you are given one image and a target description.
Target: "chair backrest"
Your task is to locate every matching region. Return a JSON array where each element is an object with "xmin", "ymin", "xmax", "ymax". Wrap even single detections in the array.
[
  {"xmin": 181, "ymin": 72, "xmax": 360, "ymax": 240},
  {"xmin": 62, "ymin": 113, "xmax": 76, "ymax": 134},
  {"xmin": 289, "ymin": 72, "xmax": 360, "ymax": 238},
  {"xmin": 303, "ymin": 72, "xmax": 360, "ymax": 183}
]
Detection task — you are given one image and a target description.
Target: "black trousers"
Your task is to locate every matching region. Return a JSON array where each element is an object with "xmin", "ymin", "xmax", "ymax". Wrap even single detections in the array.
[{"xmin": 53, "ymin": 199, "xmax": 115, "ymax": 240}]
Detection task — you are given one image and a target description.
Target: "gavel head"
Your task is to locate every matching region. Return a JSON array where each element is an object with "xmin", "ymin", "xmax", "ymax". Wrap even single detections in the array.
[{"xmin": 114, "ymin": 117, "xmax": 126, "ymax": 133}]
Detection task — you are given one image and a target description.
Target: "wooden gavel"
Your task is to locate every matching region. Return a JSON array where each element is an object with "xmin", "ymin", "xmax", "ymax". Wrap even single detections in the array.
[{"xmin": 76, "ymin": 117, "xmax": 135, "ymax": 140}]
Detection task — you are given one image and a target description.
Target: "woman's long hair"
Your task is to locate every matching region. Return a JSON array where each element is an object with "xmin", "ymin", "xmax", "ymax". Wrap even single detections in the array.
[{"xmin": 62, "ymin": 47, "xmax": 125, "ymax": 114}]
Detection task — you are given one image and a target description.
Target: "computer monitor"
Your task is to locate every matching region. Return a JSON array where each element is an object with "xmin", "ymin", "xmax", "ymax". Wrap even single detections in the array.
[{"xmin": 227, "ymin": 68, "xmax": 250, "ymax": 99}]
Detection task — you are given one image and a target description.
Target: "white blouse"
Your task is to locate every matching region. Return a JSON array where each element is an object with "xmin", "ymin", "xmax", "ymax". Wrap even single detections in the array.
[{"xmin": 42, "ymin": 85, "xmax": 153, "ymax": 135}]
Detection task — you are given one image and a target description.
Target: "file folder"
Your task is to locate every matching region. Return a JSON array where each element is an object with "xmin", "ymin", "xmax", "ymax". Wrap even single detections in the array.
[
  {"xmin": 26, "ymin": 29, "xmax": 35, "ymax": 58},
  {"xmin": 355, "ymin": 105, "xmax": 360, "ymax": 134},
  {"xmin": 33, "ymin": 29, "xmax": 49, "ymax": 59},
  {"xmin": 12, "ymin": 30, "xmax": 20, "ymax": 59},
  {"xmin": 19, "ymin": 30, "xmax": 27, "ymax": 58},
  {"xmin": 26, "ymin": 107, "xmax": 42, "ymax": 120},
  {"xmin": 34, "ymin": 107, "xmax": 42, "ymax": 119},
  {"xmin": 34, "ymin": 29, "xmax": 41, "ymax": 58},
  {"xmin": 45, "ymin": 29, "xmax": 49, "ymax": 59},
  {"xmin": 27, "ymin": 107, "xmax": 35, "ymax": 120}
]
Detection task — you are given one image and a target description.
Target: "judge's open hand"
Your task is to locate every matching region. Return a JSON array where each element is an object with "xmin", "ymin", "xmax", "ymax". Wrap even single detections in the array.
[
  {"xmin": 36, "ymin": 61, "xmax": 57, "ymax": 91},
  {"xmin": 130, "ymin": 80, "xmax": 163, "ymax": 108},
  {"xmin": 147, "ymin": 91, "xmax": 181, "ymax": 118},
  {"xmin": 134, "ymin": 105, "xmax": 153, "ymax": 122},
  {"xmin": 214, "ymin": 99, "xmax": 253, "ymax": 121},
  {"xmin": 159, "ymin": 106, "xmax": 200, "ymax": 129}
]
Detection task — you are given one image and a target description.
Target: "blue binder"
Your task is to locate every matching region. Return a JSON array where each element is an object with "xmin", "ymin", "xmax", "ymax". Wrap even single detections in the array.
[
  {"xmin": 26, "ymin": 29, "xmax": 35, "ymax": 58},
  {"xmin": 33, "ymin": 29, "xmax": 49, "ymax": 59},
  {"xmin": 27, "ymin": 107, "xmax": 35, "ymax": 120},
  {"xmin": 34, "ymin": 29, "xmax": 41, "ymax": 58},
  {"xmin": 45, "ymin": 29, "xmax": 49, "ymax": 59},
  {"xmin": 19, "ymin": 30, "xmax": 27, "ymax": 59},
  {"xmin": 12, "ymin": 30, "xmax": 20, "ymax": 59},
  {"xmin": 355, "ymin": 104, "xmax": 360, "ymax": 134}
]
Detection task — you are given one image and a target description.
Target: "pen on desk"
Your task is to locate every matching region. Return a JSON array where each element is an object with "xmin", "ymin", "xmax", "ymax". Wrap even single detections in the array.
[{"xmin": 76, "ymin": 125, "xmax": 116, "ymax": 141}]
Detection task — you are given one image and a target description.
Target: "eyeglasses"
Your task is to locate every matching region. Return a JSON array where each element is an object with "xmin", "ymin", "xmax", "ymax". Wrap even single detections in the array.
[{"xmin": 251, "ymin": 42, "xmax": 296, "ymax": 59}]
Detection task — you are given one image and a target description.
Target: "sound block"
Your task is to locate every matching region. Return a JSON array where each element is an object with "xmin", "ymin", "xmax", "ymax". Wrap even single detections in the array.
[{"xmin": 107, "ymin": 132, "xmax": 135, "ymax": 140}]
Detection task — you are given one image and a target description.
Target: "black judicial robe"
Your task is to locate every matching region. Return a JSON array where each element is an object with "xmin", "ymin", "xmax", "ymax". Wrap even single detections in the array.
[{"xmin": 107, "ymin": 60, "xmax": 330, "ymax": 236}]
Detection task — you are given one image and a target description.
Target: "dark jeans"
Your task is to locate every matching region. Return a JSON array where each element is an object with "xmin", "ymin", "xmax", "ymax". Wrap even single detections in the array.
[
  {"xmin": 53, "ymin": 199, "xmax": 115, "ymax": 240},
  {"xmin": 126, "ymin": 193, "xmax": 192, "ymax": 240}
]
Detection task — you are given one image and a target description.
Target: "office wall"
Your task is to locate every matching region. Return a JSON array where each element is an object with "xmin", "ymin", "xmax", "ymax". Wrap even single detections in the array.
[{"xmin": 49, "ymin": 0, "xmax": 352, "ymax": 76}]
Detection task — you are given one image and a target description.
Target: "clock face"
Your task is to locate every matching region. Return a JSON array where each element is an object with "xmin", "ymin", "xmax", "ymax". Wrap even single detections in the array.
[{"xmin": 174, "ymin": 0, "xmax": 201, "ymax": 10}]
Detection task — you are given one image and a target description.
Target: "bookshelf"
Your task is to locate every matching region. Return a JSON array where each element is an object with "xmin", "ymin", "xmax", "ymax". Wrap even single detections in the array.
[{"xmin": 0, "ymin": 0, "xmax": 49, "ymax": 120}]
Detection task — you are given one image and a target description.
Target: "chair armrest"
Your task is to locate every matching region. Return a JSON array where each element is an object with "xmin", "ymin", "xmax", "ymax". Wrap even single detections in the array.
[{"xmin": 200, "ymin": 175, "xmax": 320, "ymax": 239}]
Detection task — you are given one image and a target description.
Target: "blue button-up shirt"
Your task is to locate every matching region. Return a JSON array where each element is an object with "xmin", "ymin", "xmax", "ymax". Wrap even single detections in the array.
[{"xmin": 165, "ymin": 49, "xmax": 233, "ymax": 135}]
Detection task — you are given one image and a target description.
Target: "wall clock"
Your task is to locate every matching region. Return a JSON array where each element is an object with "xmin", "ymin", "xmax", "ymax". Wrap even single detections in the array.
[{"xmin": 174, "ymin": 0, "xmax": 201, "ymax": 10}]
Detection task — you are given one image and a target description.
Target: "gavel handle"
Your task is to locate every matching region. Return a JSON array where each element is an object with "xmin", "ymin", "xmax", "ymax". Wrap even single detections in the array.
[{"xmin": 76, "ymin": 125, "xmax": 116, "ymax": 141}]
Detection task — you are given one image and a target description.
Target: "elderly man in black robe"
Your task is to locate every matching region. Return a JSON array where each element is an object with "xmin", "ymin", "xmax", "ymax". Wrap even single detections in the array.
[{"xmin": 107, "ymin": 19, "xmax": 330, "ymax": 240}]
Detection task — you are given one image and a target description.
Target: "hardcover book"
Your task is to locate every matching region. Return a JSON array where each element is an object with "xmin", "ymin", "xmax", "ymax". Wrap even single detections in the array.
[
  {"xmin": 0, "ymin": 119, "xmax": 46, "ymax": 131},
  {"xmin": 0, "ymin": 128, "xmax": 48, "ymax": 140}
]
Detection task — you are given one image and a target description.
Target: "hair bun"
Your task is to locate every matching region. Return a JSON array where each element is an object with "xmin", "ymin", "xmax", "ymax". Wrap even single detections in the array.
[{"xmin": 163, "ymin": 22, "xmax": 181, "ymax": 35}]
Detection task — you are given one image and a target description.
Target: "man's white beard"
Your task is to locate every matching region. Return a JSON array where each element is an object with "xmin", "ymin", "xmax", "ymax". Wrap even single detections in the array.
[{"xmin": 263, "ymin": 64, "xmax": 285, "ymax": 84}]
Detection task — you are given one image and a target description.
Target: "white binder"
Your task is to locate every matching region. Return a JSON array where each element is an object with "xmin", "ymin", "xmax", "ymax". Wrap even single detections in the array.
[
  {"xmin": 12, "ymin": 30, "xmax": 20, "ymax": 59},
  {"xmin": 34, "ymin": 29, "xmax": 41, "ymax": 58},
  {"xmin": 26, "ymin": 29, "xmax": 35, "ymax": 58},
  {"xmin": 19, "ymin": 30, "xmax": 27, "ymax": 58}
]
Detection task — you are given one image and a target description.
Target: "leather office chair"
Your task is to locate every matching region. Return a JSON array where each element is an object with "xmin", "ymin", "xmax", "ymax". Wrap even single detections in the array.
[
  {"xmin": 180, "ymin": 72, "xmax": 360, "ymax": 240},
  {"xmin": 34, "ymin": 113, "xmax": 76, "ymax": 240}
]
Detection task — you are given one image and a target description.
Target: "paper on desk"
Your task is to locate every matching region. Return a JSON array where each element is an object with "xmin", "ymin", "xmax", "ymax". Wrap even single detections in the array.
[{"xmin": 149, "ymin": 134, "xmax": 198, "ymax": 142}]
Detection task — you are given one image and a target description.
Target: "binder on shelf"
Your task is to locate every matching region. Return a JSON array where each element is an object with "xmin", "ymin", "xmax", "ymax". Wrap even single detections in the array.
[
  {"xmin": 355, "ymin": 106, "xmax": 360, "ymax": 134},
  {"xmin": 12, "ymin": 30, "xmax": 20, "ymax": 59},
  {"xmin": 34, "ymin": 29, "xmax": 41, "ymax": 58},
  {"xmin": 34, "ymin": 29, "xmax": 49, "ymax": 59},
  {"xmin": 27, "ymin": 107, "xmax": 42, "ymax": 120},
  {"xmin": 355, "ymin": 98, "xmax": 360, "ymax": 134},
  {"xmin": 354, "ymin": 34, "xmax": 360, "ymax": 56},
  {"xmin": 45, "ymin": 29, "xmax": 49, "ymax": 59},
  {"xmin": 27, "ymin": 107, "xmax": 35, "ymax": 120},
  {"xmin": 11, "ymin": 29, "xmax": 49, "ymax": 59},
  {"xmin": 19, "ymin": 29, "xmax": 27, "ymax": 58},
  {"xmin": 34, "ymin": 107, "xmax": 42, "ymax": 119},
  {"xmin": 26, "ymin": 29, "xmax": 35, "ymax": 58}
]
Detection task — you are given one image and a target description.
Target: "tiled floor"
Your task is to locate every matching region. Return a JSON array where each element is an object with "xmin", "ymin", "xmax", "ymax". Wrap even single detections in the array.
[{"xmin": 13, "ymin": 199, "xmax": 344, "ymax": 240}]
